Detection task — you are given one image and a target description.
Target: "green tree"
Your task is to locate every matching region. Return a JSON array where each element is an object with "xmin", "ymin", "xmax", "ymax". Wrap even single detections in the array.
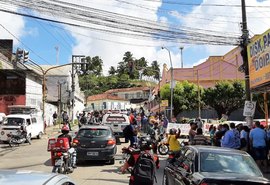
[
  {"xmin": 108, "ymin": 66, "xmax": 117, "ymax": 75},
  {"xmin": 203, "ymin": 80, "xmax": 245, "ymax": 119},
  {"xmin": 80, "ymin": 56, "xmax": 103, "ymax": 76},
  {"xmin": 160, "ymin": 81, "xmax": 202, "ymax": 117}
]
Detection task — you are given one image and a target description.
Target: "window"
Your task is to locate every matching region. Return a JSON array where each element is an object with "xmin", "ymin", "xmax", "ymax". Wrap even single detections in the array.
[
  {"xmin": 78, "ymin": 129, "xmax": 110, "ymax": 138},
  {"xmin": 26, "ymin": 119, "xmax": 31, "ymax": 125},
  {"xmin": 31, "ymin": 118, "xmax": 37, "ymax": 124}
]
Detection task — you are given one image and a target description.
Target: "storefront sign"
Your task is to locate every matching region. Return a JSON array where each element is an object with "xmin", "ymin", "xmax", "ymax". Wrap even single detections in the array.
[{"xmin": 247, "ymin": 29, "xmax": 270, "ymax": 89}]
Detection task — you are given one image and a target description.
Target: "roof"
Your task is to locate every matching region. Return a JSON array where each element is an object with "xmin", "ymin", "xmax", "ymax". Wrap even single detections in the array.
[
  {"xmin": 105, "ymin": 86, "xmax": 150, "ymax": 94},
  {"xmin": 87, "ymin": 93, "xmax": 127, "ymax": 101},
  {"xmin": 0, "ymin": 169, "xmax": 75, "ymax": 185},
  {"xmin": 80, "ymin": 125, "xmax": 112, "ymax": 130},
  {"xmin": 189, "ymin": 145, "xmax": 247, "ymax": 155}
]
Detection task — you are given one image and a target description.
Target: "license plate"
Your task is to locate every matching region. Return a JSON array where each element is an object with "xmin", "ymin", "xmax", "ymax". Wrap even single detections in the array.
[{"xmin": 87, "ymin": 152, "xmax": 98, "ymax": 156}]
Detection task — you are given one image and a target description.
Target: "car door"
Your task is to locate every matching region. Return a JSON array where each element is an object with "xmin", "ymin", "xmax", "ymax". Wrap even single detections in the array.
[{"xmin": 174, "ymin": 149, "xmax": 195, "ymax": 185}]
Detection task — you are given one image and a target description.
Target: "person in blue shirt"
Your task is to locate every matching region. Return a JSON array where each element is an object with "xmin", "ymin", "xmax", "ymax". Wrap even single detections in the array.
[
  {"xmin": 221, "ymin": 123, "xmax": 240, "ymax": 149},
  {"xmin": 249, "ymin": 121, "xmax": 268, "ymax": 172}
]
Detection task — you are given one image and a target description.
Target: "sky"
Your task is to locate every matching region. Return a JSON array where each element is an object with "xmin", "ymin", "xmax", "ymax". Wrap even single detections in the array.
[{"xmin": 1, "ymin": 0, "xmax": 270, "ymax": 75}]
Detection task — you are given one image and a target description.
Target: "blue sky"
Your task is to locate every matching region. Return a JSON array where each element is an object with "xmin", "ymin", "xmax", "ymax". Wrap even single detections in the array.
[{"xmin": 1, "ymin": 0, "xmax": 270, "ymax": 74}]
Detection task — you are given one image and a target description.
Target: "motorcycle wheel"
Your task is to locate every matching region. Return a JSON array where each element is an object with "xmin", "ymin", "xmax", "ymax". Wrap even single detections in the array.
[
  {"xmin": 9, "ymin": 138, "xmax": 19, "ymax": 147},
  {"xmin": 158, "ymin": 144, "xmax": 169, "ymax": 155}
]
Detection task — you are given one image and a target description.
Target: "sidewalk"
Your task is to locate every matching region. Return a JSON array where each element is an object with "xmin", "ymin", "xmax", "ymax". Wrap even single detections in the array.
[{"xmin": 44, "ymin": 123, "xmax": 78, "ymax": 138}]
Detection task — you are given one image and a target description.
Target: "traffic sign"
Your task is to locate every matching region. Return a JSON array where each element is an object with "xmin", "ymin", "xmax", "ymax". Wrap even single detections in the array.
[{"xmin": 243, "ymin": 101, "xmax": 256, "ymax": 117}]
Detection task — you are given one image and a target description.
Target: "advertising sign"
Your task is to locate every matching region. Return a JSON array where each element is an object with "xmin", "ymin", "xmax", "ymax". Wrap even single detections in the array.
[
  {"xmin": 247, "ymin": 29, "xmax": 270, "ymax": 89},
  {"xmin": 161, "ymin": 100, "xmax": 168, "ymax": 107},
  {"xmin": 243, "ymin": 101, "xmax": 256, "ymax": 117}
]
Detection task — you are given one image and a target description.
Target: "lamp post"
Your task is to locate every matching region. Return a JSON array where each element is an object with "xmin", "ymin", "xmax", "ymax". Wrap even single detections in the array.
[
  {"xmin": 27, "ymin": 59, "xmax": 84, "ymax": 123},
  {"xmin": 179, "ymin": 46, "xmax": 184, "ymax": 68},
  {"xmin": 162, "ymin": 46, "xmax": 173, "ymax": 121}
]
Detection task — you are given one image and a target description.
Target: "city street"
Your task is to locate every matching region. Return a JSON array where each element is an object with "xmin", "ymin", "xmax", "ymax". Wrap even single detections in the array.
[{"xmin": 0, "ymin": 125, "xmax": 166, "ymax": 185}]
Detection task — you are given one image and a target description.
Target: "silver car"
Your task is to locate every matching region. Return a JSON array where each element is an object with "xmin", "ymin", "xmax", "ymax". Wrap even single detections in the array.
[{"xmin": 0, "ymin": 169, "xmax": 75, "ymax": 185}]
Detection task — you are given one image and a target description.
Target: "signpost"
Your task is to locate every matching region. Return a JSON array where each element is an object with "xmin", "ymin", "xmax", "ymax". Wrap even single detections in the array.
[{"xmin": 243, "ymin": 101, "xmax": 256, "ymax": 117}]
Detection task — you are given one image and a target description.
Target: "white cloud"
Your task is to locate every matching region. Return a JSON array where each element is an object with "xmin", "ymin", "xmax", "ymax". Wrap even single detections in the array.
[
  {"xmin": 2, "ymin": 0, "xmax": 270, "ymax": 75},
  {"xmin": 181, "ymin": 0, "xmax": 270, "ymax": 58},
  {"xmin": 0, "ymin": 11, "xmax": 25, "ymax": 46}
]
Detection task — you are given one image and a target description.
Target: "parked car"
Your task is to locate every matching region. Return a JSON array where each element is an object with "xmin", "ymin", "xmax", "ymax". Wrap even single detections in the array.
[
  {"xmin": 73, "ymin": 125, "xmax": 117, "ymax": 165},
  {"xmin": 163, "ymin": 145, "xmax": 270, "ymax": 185},
  {"xmin": 101, "ymin": 113, "xmax": 130, "ymax": 138},
  {"xmin": 0, "ymin": 169, "xmax": 75, "ymax": 185}
]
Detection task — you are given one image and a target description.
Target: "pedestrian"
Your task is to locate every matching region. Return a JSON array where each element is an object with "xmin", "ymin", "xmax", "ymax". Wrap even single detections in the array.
[
  {"xmin": 188, "ymin": 122, "xmax": 197, "ymax": 143},
  {"xmin": 240, "ymin": 125, "xmax": 250, "ymax": 152},
  {"xmin": 221, "ymin": 122, "xmax": 240, "ymax": 149},
  {"xmin": 191, "ymin": 128, "xmax": 209, "ymax": 145},
  {"xmin": 62, "ymin": 111, "xmax": 71, "ymax": 131},
  {"xmin": 249, "ymin": 121, "xmax": 268, "ymax": 172},
  {"xmin": 52, "ymin": 111, "xmax": 58, "ymax": 125}
]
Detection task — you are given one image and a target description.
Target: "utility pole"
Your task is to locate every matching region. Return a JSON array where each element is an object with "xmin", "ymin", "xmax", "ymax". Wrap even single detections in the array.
[
  {"xmin": 180, "ymin": 46, "xmax": 184, "ymax": 68},
  {"xmin": 71, "ymin": 55, "xmax": 85, "ymax": 124},
  {"xmin": 241, "ymin": 0, "xmax": 252, "ymax": 128}
]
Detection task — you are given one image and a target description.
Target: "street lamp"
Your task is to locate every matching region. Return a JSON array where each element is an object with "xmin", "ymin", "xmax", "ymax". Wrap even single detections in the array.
[
  {"xmin": 179, "ymin": 46, "xmax": 184, "ymax": 68},
  {"xmin": 27, "ymin": 59, "xmax": 84, "ymax": 122},
  {"xmin": 161, "ymin": 46, "xmax": 173, "ymax": 121}
]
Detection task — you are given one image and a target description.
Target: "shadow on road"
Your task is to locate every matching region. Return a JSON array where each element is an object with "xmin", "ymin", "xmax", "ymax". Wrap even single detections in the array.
[{"xmin": 84, "ymin": 178, "xmax": 128, "ymax": 184}]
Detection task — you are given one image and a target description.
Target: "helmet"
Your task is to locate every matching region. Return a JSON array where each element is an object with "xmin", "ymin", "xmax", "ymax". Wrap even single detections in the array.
[
  {"xmin": 139, "ymin": 136, "xmax": 152, "ymax": 151},
  {"xmin": 61, "ymin": 125, "xmax": 69, "ymax": 134},
  {"xmin": 169, "ymin": 128, "xmax": 177, "ymax": 135}
]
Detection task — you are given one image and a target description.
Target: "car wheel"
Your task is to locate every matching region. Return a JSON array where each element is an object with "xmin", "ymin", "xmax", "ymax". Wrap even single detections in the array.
[
  {"xmin": 37, "ymin": 132, "xmax": 42, "ymax": 139},
  {"xmin": 107, "ymin": 158, "xmax": 115, "ymax": 165}
]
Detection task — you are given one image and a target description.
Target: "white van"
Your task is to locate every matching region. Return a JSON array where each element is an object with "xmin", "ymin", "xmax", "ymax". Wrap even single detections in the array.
[
  {"xmin": 0, "ymin": 106, "xmax": 44, "ymax": 142},
  {"xmin": 102, "ymin": 113, "xmax": 130, "ymax": 138}
]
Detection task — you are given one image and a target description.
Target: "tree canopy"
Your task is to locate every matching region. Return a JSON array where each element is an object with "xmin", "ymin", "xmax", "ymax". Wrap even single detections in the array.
[{"xmin": 203, "ymin": 80, "xmax": 245, "ymax": 119}]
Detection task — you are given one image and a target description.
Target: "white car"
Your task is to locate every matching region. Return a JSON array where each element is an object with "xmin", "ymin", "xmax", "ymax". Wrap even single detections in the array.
[
  {"xmin": 102, "ymin": 113, "xmax": 130, "ymax": 138},
  {"xmin": 0, "ymin": 170, "xmax": 75, "ymax": 185}
]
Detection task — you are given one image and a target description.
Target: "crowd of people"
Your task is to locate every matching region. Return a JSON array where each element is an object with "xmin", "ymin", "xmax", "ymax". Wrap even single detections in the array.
[{"xmin": 187, "ymin": 120, "xmax": 270, "ymax": 173}]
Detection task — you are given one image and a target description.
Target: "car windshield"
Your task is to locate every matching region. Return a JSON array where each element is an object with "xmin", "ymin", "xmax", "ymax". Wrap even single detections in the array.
[
  {"xmin": 200, "ymin": 152, "xmax": 262, "ymax": 177},
  {"xmin": 3, "ymin": 118, "xmax": 24, "ymax": 126},
  {"xmin": 77, "ymin": 128, "xmax": 110, "ymax": 138}
]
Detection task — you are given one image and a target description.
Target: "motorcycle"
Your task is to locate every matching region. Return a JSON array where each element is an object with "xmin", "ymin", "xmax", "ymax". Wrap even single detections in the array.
[
  {"xmin": 52, "ymin": 148, "xmax": 75, "ymax": 174},
  {"xmin": 7, "ymin": 130, "xmax": 31, "ymax": 147},
  {"xmin": 120, "ymin": 143, "xmax": 140, "ymax": 173},
  {"xmin": 157, "ymin": 134, "xmax": 169, "ymax": 155},
  {"xmin": 48, "ymin": 137, "xmax": 76, "ymax": 174}
]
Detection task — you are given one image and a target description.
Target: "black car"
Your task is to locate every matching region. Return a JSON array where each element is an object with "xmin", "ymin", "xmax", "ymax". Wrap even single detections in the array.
[
  {"xmin": 163, "ymin": 145, "xmax": 270, "ymax": 185},
  {"xmin": 73, "ymin": 125, "xmax": 117, "ymax": 165}
]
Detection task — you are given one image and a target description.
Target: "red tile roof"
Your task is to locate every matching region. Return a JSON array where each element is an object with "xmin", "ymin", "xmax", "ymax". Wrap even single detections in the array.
[
  {"xmin": 87, "ymin": 93, "xmax": 126, "ymax": 101},
  {"xmin": 105, "ymin": 87, "xmax": 150, "ymax": 94}
]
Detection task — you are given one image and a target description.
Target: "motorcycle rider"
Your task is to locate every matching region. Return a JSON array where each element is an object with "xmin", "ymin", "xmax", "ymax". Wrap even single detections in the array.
[
  {"xmin": 58, "ymin": 125, "xmax": 77, "ymax": 168},
  {"xmin": 120, "ymin": 136, "xmax": 160, "ymax": 185},
  {"xmin": 20, "ymin": 125, "xmax": 31, "ymax": 144}
]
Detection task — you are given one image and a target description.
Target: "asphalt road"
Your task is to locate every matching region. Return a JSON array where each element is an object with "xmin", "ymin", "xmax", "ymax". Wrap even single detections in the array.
[
  {"xmin": 0, "ymin": 126, "xmax": 166, "ymax": 185},
  {"xmin": 0, "ymin": 125, "xmax": 269, "ymax": 184}
]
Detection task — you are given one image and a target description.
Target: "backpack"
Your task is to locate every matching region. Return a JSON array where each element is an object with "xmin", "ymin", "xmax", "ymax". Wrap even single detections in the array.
[
  {"xmin": 132, "ymin": 151, "xmax": 156, "ymax": 185},
  {"xmin": 123, "ymin": 125, "xmax": 133, "ymax": 138}
]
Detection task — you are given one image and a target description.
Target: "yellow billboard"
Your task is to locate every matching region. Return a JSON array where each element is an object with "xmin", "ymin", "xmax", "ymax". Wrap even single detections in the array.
[
  {"xmin": 161, "ymin": 100, "xmax": 168, "ymax": 107},
  {"xmin": 247, "ymin": 28, "xmax": 270, "ymax": 89}
]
